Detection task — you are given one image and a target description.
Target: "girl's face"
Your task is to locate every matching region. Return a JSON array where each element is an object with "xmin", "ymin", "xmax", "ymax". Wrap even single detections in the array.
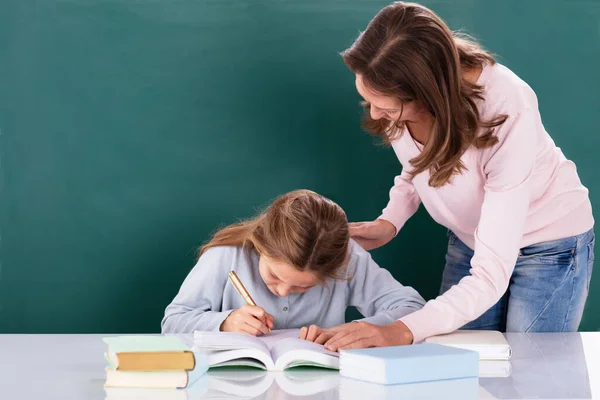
[{"xmin": 258, "ymin": 255, "xmax": 320, "ymax": 297}]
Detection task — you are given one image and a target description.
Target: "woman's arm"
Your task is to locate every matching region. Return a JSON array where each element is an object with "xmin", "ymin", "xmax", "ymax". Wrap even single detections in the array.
[
  {"xmin": 380, "ymin": 169, "xmax": 422, "ymax": 232},
  {"xmin": 298, "ymin": 240, "xmax": 424, "ymax": 344},
  {"xmin": 350, "ymin": 170, "xmax": 421, "ymax": 250},
  {"xmin": 324, "ymin": 107, "xmax": 539, "ymax": 350},
  {"xmin": 161, "ymin": 247, "xmax": 235, "ymax": 333},
  {"xmin": 399, "ymin": 108, "xmax": 537, "ymax": 343}
]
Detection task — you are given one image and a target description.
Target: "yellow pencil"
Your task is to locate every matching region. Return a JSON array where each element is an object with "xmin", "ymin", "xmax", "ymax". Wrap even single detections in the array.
[
  {"xmin": 228, "ymin": 270, "xmax": 257, "ymax": 306},
  {"xmin": 228, "ymin": 271, "xmax": 271, "ymax": 332}
]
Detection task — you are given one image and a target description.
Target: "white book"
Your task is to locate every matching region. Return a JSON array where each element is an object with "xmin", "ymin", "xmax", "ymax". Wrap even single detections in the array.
[
  {"xmin": 424, "ymin": 330, "xmax": 512, "ymax": 360},
  {"xmin": 193, "ymin": 329, "xmax": 339, "ymax": 371},
  {"xmin": 104, "ymin": 368, "xmax": 204, "ymax": 389}
]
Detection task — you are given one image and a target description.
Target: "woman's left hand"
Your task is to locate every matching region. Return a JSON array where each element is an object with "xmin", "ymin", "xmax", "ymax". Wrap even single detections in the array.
[{"xmin": 323, "ymin": 321, "xmax": 414, "ymax": 352}]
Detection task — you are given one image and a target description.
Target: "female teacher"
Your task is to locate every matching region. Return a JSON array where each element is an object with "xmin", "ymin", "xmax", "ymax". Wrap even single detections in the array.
[{"xmin": 320, "ymin": 2, "xmax": 595, "ymax": 351}]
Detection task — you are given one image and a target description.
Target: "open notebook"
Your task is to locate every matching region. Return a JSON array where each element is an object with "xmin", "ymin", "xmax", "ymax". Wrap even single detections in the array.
[{"xmin": 193, "ymin": 329, "xmax": 339, "ymax": 371}]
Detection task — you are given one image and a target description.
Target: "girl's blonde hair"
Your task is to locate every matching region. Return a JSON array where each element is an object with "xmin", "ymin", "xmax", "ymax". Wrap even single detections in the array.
[{"xmin": 200, "ymin": 190, "xmax": 351, "ymax": 281}]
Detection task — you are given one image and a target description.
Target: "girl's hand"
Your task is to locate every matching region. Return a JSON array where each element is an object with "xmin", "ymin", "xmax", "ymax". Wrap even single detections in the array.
[
  {"xmin": 220, "ymin": 304, "xmax": 274, "ymax": 336},
  {"xmin": 299, "ymin": 323, "xmax": 354, "ymax": 345},
  {"xmin": 349, "ymin": 219, "xmax": 396, "ymax": 250},
  {"xmin": 299, "ymin": 325, "xmax": 329, "ymax": 344}
]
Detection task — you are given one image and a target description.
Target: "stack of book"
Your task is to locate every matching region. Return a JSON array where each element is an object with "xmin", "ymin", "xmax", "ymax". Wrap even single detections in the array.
[
  {"xmin": 103, "ymin": 335, "xmax": 207, "ymax": 391},
  {"xmin": 339, "ymin": 343, "xmax": 480, "ymax": 385},
  {"xmin": 424, "ymin": 330, "xmax": 512, "ymax": 377},
  {"xmin": 338, "ymin": 329, "xmax": 512, "ymax": 388}
]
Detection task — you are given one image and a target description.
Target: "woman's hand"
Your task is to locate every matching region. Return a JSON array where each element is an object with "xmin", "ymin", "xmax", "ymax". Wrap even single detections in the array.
[
  {"xmin": 220, "ymin": 305, "xmax": 274, "ymax": 336},
  {"xmin": 349, "ymin": 219, "xmax": 396, "ymax": 250},
  {"xmin": 322, "ymin": 321, "xmax": 414, "ymax": 351},
  {"xmin": 298, "ymin": 323, "xmax": 355, "ymax": 345}
]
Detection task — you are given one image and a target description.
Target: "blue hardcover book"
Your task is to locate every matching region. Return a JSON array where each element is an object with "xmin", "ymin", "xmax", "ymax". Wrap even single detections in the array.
[{"xmin": 339, "ymin": 343, "xmax": 479, "ymax": 385}]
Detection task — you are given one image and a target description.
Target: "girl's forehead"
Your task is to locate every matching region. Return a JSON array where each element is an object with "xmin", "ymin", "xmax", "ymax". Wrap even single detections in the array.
[{"xmin": 263, "ymin": 256, "xmax": 319, "ymax": 287}]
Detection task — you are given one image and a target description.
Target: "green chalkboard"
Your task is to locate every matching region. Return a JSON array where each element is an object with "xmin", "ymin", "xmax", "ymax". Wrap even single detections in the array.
[{"xmin": 0, "ymin": 0, "xmax": 598, "ymax": 333}]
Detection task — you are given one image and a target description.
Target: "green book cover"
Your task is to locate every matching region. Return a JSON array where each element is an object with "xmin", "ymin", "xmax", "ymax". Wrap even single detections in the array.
[{"xmin": 103, "ymin": 336, "xmax": 190, "ymax": 353}]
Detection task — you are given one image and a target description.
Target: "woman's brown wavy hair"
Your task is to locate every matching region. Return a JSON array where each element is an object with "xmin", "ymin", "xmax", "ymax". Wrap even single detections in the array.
[{"xmin": 342, "ymin": 2, "xmax": 507, "ymax": 187}]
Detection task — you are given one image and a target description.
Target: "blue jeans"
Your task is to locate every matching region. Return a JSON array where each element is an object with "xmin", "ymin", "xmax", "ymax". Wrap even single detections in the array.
[{"xmin": 440, "ymin": 229, "xmax": 595, "ymax": 332}]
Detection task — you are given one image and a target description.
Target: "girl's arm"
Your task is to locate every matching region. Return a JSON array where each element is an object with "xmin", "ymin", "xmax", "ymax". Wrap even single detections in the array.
[
  {"xmin": 161, "ymin": 247, "xmax": 235, "ymax": 333},
  {"xmin": 347, "ymin": 240, "xmax": 426, "ymax": 325}
]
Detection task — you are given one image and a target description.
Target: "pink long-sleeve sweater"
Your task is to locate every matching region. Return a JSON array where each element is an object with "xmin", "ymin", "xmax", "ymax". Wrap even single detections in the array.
[{"xmin": 381, "ymin": 62, "xmax": 594, "ymax": 343}]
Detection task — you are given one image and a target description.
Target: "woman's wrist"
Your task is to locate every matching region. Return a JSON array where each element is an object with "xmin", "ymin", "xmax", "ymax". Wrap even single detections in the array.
[
  {"xmin": 390, "ymin": 320, "xmax": 414, "ymax": 345},
  {"xmin": 377, "ymin": 217, "xmax": 398, "ymax": 236}
]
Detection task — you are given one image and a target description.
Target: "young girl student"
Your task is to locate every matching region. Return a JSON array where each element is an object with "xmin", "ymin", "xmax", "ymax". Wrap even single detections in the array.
[{"xmin": 161, "ymin": 190, "xmax": 425, "ymax": 339}]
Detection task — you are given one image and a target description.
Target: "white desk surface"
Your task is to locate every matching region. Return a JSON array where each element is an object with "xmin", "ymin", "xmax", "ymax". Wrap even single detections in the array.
[{"xmin": 0, "ymin": 332, "xmax": 598, "ymax": 399}]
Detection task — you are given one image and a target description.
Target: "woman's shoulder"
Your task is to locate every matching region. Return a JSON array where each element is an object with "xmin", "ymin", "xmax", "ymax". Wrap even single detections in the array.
[{"xmin": 480, "ymin": 61, "xmax": 539, "ymax": 115}]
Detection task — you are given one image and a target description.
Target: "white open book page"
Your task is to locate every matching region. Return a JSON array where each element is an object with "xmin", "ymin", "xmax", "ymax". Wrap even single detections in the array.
[
  {"xmin": 271, "ymin": 337, "xmax": 339, "ymax": 370},
  {"xmin": 254, "ymin": 329, "xmax": 304, "ymax": 349},
  {"xmin": 194, "ymin": 329, "xmax": 300, "ymax": 350},
  {"xmin": 194, "ymin": 331, "xmax": 271, "ymax": 352},
  {"xmin": 193, "ymin": 329, "xmax": 338, "ymax": 370},
  {"xmin": 194, "ymin": 331, "xmax": 274, "ymax": 369}
]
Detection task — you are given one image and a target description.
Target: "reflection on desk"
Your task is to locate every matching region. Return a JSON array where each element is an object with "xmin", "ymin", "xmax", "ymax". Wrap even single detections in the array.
[
  {"xmin": 105, "ymin": 368, "xmax": 340, "ymax": 400},
  {"xmin": 104, "ymin": 369, "xmax": 482, "ymax": 400},
  {"xmin": 0, "ymin": 332, "xmax": 597, "ymax": 399},
  {"xmin": 479, "ymin": 332, "xmax": 592, "ymax": 399},
  {"xmin": 202, "ymin": 367, "xmax": 339, "ymax": 399},
  {"xmin": 480, "ymin": 360, "xmax": 512, "ymax": 378}
]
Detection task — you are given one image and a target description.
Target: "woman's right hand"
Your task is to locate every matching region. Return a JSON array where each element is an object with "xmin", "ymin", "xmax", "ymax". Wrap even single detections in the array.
[
  {"xmin": 220, "ymin": 304, "xmax": 274, "ymax": 336},
  {"xmin": 349, "ymin": 219, "xmax": 397, "ymax": 250}
]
